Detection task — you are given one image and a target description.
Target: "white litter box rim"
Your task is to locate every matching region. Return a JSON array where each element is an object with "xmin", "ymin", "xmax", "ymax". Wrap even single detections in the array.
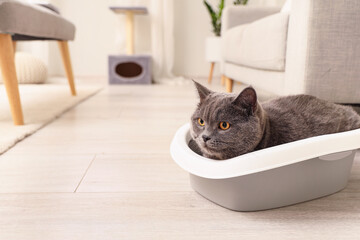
[{"xmin": 170, "ymin": 123, "xmax": 360, "ymax": 179}]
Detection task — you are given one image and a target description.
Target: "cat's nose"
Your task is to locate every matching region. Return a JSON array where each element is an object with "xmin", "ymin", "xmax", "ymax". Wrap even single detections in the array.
[{"xmin": 202, "ymin": 135, "xmax": 211, "ymax": 142}]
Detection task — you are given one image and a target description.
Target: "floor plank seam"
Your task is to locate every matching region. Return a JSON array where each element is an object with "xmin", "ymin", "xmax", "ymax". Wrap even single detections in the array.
[{"xmin": 74, "ymin": 154, "xmax": 97, "ymax": 193}]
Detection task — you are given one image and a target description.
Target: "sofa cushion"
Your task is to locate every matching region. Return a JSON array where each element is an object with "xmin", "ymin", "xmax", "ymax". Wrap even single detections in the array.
[
  {"xmin": 0, "ymin": 1, "xmax": 75, "ymax": 40},
  {"xmin": 222, "ymin": 12, "xmax": 289, "ymax": 71}
]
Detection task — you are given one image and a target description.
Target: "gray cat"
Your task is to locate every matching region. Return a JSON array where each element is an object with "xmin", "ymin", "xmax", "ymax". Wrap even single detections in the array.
[{"xmin": 190, "ymin": 81, "xmax": 360, "ymax": 160}]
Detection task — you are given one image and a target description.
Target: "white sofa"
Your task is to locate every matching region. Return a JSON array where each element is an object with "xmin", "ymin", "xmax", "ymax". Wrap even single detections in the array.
[{"xmin": 221, "ymin": 1, "xmax": 360, "ymax": 104}]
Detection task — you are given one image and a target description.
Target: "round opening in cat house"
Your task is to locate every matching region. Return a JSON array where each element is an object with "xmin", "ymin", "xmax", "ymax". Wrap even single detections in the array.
[{"xmin": 115, "ymin": 62, "xmax": 143, "ymax": 78}]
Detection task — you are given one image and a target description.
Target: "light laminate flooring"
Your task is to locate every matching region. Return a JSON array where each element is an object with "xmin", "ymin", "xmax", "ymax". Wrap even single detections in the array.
[{"xmin": 0, "ymin": 79, "xmax": 359, "ymax": 239}]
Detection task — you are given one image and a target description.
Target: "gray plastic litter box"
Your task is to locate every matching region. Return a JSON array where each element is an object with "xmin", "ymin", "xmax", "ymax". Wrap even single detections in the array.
[{"xmin": 170, "ymin": 124, "xmax": 360, "ymax": 211}]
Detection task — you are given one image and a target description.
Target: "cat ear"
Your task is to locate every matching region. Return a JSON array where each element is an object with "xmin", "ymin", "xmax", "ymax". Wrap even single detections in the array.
[
  {"xmin": 193, "ymin": 80, "xmax": 212, "ymax": 102},
  {"xmin": 232, "ymin": 87, "xmax": 257, "ymax": 115}
]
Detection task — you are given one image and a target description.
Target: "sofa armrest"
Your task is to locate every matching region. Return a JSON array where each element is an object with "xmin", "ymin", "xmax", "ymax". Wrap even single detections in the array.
[
  {"xmin": 221, "ymin": 6, "xmax": 281, "ymax": 35},
  {"xmin": 284, "ymin": 0, "xmax": 360, "ymax": 103}
]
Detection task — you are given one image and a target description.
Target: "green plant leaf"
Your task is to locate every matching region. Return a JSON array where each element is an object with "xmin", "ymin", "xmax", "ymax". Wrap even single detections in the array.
[
  {"xmin": 217, "ymin": 0, "xmax": 225, "ymax": 19},
  {"xmin": 204, "ymin": 0, "xmax": 227, "ymax": 36},
  {"xmin": 233, "ymin": 0, "xmax": 249, "ymax": 5},
  {"xmin": 204, "ymin": 0, "xmax": 216, "ymax": 21},
  {"xmin": 204, "ymin": 0, "xmax": 219, "ymax": 35}
]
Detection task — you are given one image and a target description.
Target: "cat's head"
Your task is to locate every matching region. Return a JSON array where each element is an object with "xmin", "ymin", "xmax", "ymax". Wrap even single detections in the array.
[{"xmin": 190, "ymin": 81, "xmax": 265, "ymax": 160}]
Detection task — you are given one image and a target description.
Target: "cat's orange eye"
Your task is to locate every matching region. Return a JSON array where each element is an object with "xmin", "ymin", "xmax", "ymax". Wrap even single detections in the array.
[
  {"xmin": 198, "ymin": 118, "xmax": 205, "ymax": 126},
  {"xmin": 219, "ymin": 121, "xmax": 230, "ymax": 130}
]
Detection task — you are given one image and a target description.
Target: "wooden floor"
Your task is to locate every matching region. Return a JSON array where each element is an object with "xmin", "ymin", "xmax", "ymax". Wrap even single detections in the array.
[{"xmin": 0, "ymin": 79, "xmax": 360, "ymax": 239}]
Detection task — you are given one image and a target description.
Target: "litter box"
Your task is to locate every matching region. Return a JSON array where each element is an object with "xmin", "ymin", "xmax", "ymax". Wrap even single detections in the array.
[{"xmin": 170, "ymin": 124, "xmax": 360, "ymax": 211}]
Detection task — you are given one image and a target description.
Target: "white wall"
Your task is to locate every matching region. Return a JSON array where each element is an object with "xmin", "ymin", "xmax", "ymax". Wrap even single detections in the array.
[
  {"xmin": 173, "ymin": 0, "xmax": 212, "ymax": 78},
  {"xmin": 41, "ymin": 0, "xmax": 285, "ymax": 78},
  {"xmin": 47, "ymin": 0, "xmax": 151, "ymax": 77}
]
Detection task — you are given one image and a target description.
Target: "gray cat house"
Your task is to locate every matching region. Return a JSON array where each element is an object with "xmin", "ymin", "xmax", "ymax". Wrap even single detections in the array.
[
  {"xmin": 108, "ymin": 55, "xmax": 151, "ymax": 84},
  {"xmin": 108, "ymin": 6, "xmax": 151, "ymax": 84},
  {"xmin": 170, "ymin": 123, "xmax": 360, "ymax": 211}
]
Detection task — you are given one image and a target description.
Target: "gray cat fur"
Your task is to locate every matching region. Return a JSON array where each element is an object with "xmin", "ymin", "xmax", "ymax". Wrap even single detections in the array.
[{"xmin": 190, "ymin": 81, "xmax": 360, "ymax": 160}]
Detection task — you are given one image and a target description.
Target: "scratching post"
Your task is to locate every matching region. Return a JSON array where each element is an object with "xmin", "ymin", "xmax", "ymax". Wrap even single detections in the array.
[
  {"xmin": 125, "ymin": 11, "xmax": 134, "ymax": 55},
  {"xmin": 108, "ymin": 6, "xmax": 151, "ymax": 84}
]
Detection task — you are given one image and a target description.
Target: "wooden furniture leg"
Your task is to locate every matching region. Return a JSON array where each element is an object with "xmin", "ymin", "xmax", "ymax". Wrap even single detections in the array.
[
  {"xmin": 208, "ymin": 62, "xmax": 215, "ymax": 84},
  {"xmin": 225, "ymin": 77, "xmax": 234, "ymax": 93},
  {"xmin": 0, "ymin": 34, "xmax": 24, "ymax": 125},
  {"xmin": 125, "ymin": 11, "xmax": 134, "ymax": 55},
  {"xmin": 221, "ymin": 75, "xmax": 225, "ymax": 86},
  {"xmin": 57, "ymin": 41, "xmax": 77, "ymax": 96},
  {"xmin": 12, "ymin": 41, "xmax": 16, "ymax": 55}
]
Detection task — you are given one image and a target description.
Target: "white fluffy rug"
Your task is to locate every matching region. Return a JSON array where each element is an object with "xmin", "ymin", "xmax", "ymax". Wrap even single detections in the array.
[{"xmin": 0, "ymin": 83, "xmax": 102, "ymax": 154}]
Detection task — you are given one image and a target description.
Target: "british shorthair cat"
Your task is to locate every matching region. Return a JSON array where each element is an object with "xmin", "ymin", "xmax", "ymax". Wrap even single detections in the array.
[{"xmin": 190, "ymin": 81, "xmax": 360, "ymax": 160}]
